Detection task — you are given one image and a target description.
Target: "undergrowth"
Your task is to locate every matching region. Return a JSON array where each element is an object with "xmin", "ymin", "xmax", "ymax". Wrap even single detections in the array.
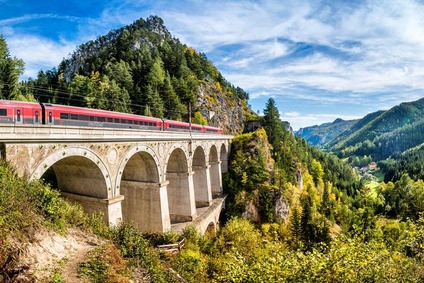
[
  {"xmin": 0, "ymin": 161, "xmax": 177, "ymax": 282},
  {"xmin": 79, "ymin": 244, "xmax": 128, "ymax": 283}
]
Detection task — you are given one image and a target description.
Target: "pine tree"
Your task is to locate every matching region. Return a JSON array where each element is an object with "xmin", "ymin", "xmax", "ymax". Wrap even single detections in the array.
[
  {"xmin": 161, "ymin": 73, "xmax": 186, "ymax": 120},
  {"xmin": 263, "ymin": 98, "xmax": 285, "ymax": 155},
  {"xmin": 0, "ymin": 35, "xmax": 24, "ymax": 100},
  {"xmin": 290, "ymin": 206, "xmax": 302, "ymax": 249},
  {"xmin": 145, "ymin": 84, "xmax": 164, "ymax": 118},
  {"xmin": 300, "ymin": 192, "xmax": 313, "ymax": 250},
  {"xmin": 320, "ymin": 181, "xmax": 332, "ymax": 218}
]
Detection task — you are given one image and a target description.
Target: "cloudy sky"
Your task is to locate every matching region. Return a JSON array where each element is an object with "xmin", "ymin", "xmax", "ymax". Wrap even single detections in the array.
[{"xmin": 1, "ymin": 0, "xmax": 424, "ymax": 130}]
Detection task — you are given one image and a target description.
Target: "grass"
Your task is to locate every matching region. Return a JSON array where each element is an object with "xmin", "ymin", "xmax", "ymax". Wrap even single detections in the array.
[{"xmin": 79, "ymin": 244, "xmax": 129, "ymax": 283}]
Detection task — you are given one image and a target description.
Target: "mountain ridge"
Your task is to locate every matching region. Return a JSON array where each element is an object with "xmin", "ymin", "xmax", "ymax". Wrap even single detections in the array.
[{"xmin": 295, "ymin": 118, "xmax": 358, "ymax": 146}]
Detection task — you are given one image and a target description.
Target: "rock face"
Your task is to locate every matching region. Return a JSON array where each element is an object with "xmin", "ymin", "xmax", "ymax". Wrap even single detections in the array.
[
  {"xmin": 196, "ymin": 83, "xmax": 245, "ymax": 134},
  {"xmin": 242, "ymin": 201, "xmax": 260, "ymax": 222},
  {"xmin": 296, "ymin": 169, "xmax": 304, "ymax": 191},
  {"xmin": 274, "ymin": 194, "xmax": 290, "ymax": 222}
]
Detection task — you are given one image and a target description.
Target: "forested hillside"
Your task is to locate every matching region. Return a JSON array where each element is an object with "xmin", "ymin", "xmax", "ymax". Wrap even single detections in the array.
[
  {"xmin": 17, "ymin": 16, "xmax": 254, "ymax": 134},
  {"xmin": 296, "ymin": 118, "xmax": 358, "ymax": 146},
  {"xmin": 209, "ymin": 98, "xmax": 424, "ymax": 281},
  {"xmin": 323, "ymin": 98, "xmax": 424, "ymax": 182}
]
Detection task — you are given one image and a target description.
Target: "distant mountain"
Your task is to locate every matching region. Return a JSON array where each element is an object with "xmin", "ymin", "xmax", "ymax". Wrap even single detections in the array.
[
  {"xmin": 327, "ymin": 97, "xmax": 424, "ymax": 161},
  {"xmin": 320, "ymin": 97, "xmax": 424, "ymax": 182},
  {"xmin": 296, "ymin": 118, "xmax": 358, "ymax": 146}
]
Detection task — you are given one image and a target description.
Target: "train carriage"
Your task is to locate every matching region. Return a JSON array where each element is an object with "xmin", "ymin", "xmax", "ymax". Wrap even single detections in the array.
[
  {"xmin": 0, "ymin": 100, "xmax": 42, "ymax": 125},
  {"xmin": 0, "ymin": 100, "xmax": 222, "ymax": 134},
  {"xmin": 203, "ymin": 125, "xmax": 222, "ymax": 134},
  {"xmin": 48, "ymin": 104, "xmax": 163, "ymax": 130}
]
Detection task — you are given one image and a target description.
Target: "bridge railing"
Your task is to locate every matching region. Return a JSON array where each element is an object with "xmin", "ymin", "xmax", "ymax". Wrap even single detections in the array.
[{"xmin": 0, "ymin": 124, "xmax": 232, "ymax": 142}]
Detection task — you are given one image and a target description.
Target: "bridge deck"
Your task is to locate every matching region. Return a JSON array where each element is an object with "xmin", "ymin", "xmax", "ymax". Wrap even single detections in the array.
[
  {"xmin": 171, "ymin": 196, "xmax": 226, "ymax": 234},
  {"xmin": 0, "ymin": 124, "xmax": 232, "ymax": 143}
]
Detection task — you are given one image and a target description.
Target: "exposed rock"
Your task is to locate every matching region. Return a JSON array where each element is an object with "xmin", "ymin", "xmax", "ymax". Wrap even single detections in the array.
[
  {"xmin": 274, "ymin": 194, "xmax": 290, "ymax": 222},
  {"xmin": 297, "ymin": 169, "xmax": 303, "ymax": 191},
  {"xmin": 242, "ymin": 201, "xmax": 260, "ymax": 222},
  {"xmin": 196, "ymin": 83, "xmax": 245, "ymax": 135}
]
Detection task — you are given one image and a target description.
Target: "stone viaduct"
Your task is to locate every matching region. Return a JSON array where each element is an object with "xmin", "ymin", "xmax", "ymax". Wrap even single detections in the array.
[{"xmin": 0, "ymin": 124, "xmax": 232, "ymax": 234}]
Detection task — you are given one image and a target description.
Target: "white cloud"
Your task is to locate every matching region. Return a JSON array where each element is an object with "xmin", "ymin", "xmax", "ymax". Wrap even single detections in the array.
[
  {"xmin": 155, "ymin": 0, "xmax": 424, "ymax": 102},
  {"xmin": 7, "ymin": 36, "xmax": 76, "ymax": 78}
]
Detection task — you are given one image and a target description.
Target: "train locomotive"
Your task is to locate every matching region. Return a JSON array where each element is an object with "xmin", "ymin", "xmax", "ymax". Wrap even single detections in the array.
[{"xmin": 0, "ymin": 100, "xmax": 222, "ymax": 134}]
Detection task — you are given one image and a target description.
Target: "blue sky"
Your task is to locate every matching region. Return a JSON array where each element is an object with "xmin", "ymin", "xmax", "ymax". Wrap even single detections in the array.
[{"xmin": 2, "ymin": 0, "xmax": 424, "ymax": 130}]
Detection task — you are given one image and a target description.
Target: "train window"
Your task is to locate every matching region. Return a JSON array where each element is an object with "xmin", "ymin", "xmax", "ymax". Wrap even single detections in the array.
[
  {"xmin": 17, "ymin": 110, "xmax": 21, "ymax": 122},
  {"xmin": 35, "ymin": 111, "xmax": 39, "ymax": 123},
  {"xmin": 114, "ymin": 118, "xmax": 120, "ymax": 123},
  {"xmin": 80, "ymin": 115, "xmax": 89, "ymax": 121},
  {"xmin": 98, "ymin": 117, "xmax": 105, "ymax": 122},
  {"xmin": 134, "ymin": 121, "xmax": 139, "ymax": 125},
  {"xmin": 49, "ymin": 112, "xmax": 52, "ymax": 124},
  {"xmin": 90, "ymin": 116, "xmax": 95, "ymax": 121},
  {"xmin": 0, "ymin": 109, "xmax": 6, "ymax": 116},
  {"xmin": 71, "ymin": 114, "xmax": 78, "ymax": 120},
  {"xmin": 128, "ymin": 120, "xmax": 133, "ymax": 124},
  {"xmin": 60, "ymin": 113, "xmax": 69, "ymax": 119},
  {"xmin": 107, "ymin": 117, "xmax": 113, "ymax": 123}
]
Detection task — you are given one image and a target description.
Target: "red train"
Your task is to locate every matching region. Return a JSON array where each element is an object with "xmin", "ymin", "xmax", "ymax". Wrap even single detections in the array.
[{"xmin": 0, "ymin": 100, "xmax": 222, "ymax": 134}]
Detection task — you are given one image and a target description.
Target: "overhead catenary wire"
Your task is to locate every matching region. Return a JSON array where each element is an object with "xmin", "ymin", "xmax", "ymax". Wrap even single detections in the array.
[{"xmin": 7, "ymin": 83, "xmax": 193, "ymax": 118}]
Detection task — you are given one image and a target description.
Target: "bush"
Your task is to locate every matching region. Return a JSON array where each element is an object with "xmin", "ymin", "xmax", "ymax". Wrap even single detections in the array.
[{"xmin": 111, "ymin": 223, "xmax": 177, "ymax": 283}]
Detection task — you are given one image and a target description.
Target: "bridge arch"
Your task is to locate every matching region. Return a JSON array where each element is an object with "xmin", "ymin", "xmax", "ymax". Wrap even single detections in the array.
[
  {"xmin": 220, "ymin": 143, "xmax": 228, "ymax": 173},
  {"xmin": 205, "ymin": 221, "xmax": 216, "ymax": 237},
  {"xmin": 192, "ymin": 146, "xmax": 211, "ymax": 208},
  {"xmin": 30, "ymin": 147, "xmax": 119, "ymax": 224},
  {"xmin": 209, "ymin": 145, "xmax": 222, "ymax": 196},
  {"xmin": 117, "ymin": 145, "xmax": 170, "ymax": 232},
  {"xmin": 31, "ymin": 147, "xmax": 111, "ymax": 199},
  {"xmin": 115, "ymin": 145, "xmax": 162, "ymax": 195},
  {"xmin": 166, "ymin": 146, "xmax": 196, "ymax": 223}
]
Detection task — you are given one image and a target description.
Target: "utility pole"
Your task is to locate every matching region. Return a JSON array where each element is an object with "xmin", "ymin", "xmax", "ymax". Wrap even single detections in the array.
[{"xmin": 188, "ymin": 102, "xmax": 192, "ymax": 156}]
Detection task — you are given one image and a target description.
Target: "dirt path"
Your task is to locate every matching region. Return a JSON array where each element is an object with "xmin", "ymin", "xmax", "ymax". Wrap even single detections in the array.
[{"xmin": 22, "ymin": 227, "xmax": 103, "ymax": 282}]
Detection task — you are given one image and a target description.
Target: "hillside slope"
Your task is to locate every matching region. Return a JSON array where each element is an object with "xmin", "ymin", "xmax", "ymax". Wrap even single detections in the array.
[
  {"xmin": 326, "ymin": 97, "xmax": 424, "ymax": 160},
  {"xmin": 29, "ymin": 16, "xmax": 254, "ymax": 134}
]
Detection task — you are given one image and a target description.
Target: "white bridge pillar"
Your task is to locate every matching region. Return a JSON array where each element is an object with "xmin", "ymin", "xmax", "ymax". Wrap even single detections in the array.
[
  {"xmin": 166, "ymin": 171, "xmax": 197, "ymax": 222},
  {"xmin": 120, "ymin": 180, "xmax": 171, "ymax": 232}
]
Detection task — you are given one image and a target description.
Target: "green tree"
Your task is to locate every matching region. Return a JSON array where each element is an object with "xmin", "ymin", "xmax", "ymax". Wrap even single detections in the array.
[
  {"xmin": 310, "ymin": 159, "xmax": 324, "ymax": 186},
  {"xmin": 289, "ymin": 206, "xmax": 302, "ymax": 249},
  {"xmin": 145, "ymin": 85, "xmax": 164, "ymax": 118},
  {"xmin": 263, "ymin": 98, "xmax": 285, "ymax": 155},
  {"xmin": 148, "ymin": 57, "xmax": 165, "ymax": 92},
  {"xmin": 192, "ymin": 111, "xmax": 207, "ymax": 125},
  {"xmin": 161, "ymin": 73, "xmax": 186, "ymax": 120},
  {"xmin": 0, "ymin": 35, "xmax": 25, "ymax": 100}
]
